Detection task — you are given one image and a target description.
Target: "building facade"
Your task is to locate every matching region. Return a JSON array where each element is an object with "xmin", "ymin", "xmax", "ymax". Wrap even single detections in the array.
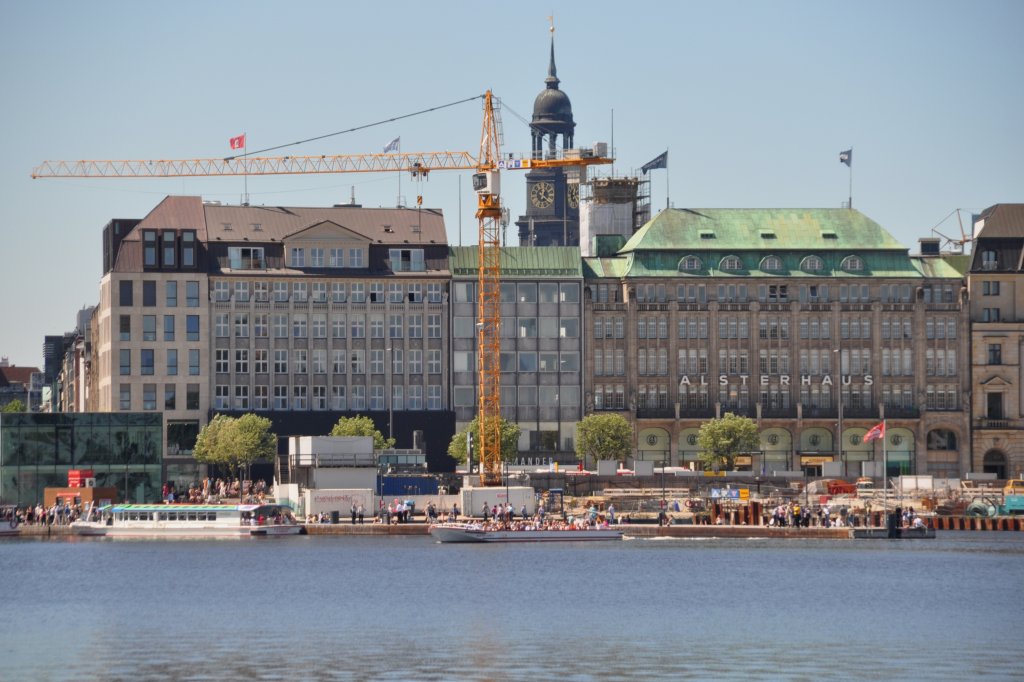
[
  {"xmin": 583, "ymin": 208, "xmax": 970, "ymax": 477},
  {"xmin": 90, "ymin": 196, "xmax": 454, "ymax": 485},
  {"xmin": 968, "ymin": 203, "xmax": 1024, "ymax": 479},
  {"xmin": 450, "ymin": 247, "xmax": 583, "ymax": 458}
]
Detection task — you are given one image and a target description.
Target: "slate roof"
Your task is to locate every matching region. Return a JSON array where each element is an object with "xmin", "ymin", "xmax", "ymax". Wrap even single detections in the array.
[{"xmin": 973, "ymin": 204, "xmax": 1024, "ymax": 239}]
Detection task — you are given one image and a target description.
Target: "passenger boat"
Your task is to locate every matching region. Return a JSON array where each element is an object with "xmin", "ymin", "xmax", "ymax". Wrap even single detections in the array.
[
  {"xmin": 429, "ymin": 522, "xmax": 623, "ymax": 543},
  {"xmin": 70, "ymin": 503, "xmax": 303, "ymax": 538},
  {"xmin": 852, "ymin": 525, "xmax": 936, "ymax": 539}
]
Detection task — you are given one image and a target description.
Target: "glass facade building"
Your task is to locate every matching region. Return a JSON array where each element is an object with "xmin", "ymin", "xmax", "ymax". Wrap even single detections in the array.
[{"xmin": 0, "ymin": 412, "xmax": 163, "ymax": 505}]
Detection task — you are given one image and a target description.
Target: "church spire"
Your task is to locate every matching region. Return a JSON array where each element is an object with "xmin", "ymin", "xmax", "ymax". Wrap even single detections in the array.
[{"xmin": 545, "ymin": 17, "xmax": 559, "ymax": 89}]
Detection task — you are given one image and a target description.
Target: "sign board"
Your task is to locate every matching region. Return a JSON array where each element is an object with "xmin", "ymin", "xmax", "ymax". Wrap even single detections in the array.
[
  {"xmin": 710, "ymin": 488, "xmax": 740, "ymax": 500},
  {"xmin": 739, "ymin": 489, "xmax": 749, "ymax": 501}
]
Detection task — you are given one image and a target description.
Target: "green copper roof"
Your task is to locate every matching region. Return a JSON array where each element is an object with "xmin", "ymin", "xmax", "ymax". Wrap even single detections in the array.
[
  {"xmin": 621, "ymin": 208, "xmax": 907, "ymax": 253},
  {"xmin": 449, "ymin": 246, "xmax": 582, "ymax": 278},
  {"xmin": 912, "ymin": 256, "xmax": 968, "ymax": 279}
]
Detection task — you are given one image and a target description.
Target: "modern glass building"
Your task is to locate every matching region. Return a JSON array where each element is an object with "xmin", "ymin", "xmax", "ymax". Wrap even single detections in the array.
[{"xmin": 0, "ymin": 412, "xmax": 162, "ymax": 505}]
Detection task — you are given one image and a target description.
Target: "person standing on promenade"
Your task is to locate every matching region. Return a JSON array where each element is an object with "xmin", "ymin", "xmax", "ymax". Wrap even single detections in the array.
[
  {"xmin": 482, "ymin": 501, "xmax": 490, "ymax": 522},
  {"xmin": 357, "ymin": 504, "xmax": 365, "ymax": 524},
  {"xmin": 452, "ymin": 503, "xmax": 460, "ymax": 521},
  {"xmin": 608, "ymin": 503, "xmax": 616, "ymax": 524},
  {"xmin": 350, "ymin": 502, "xmax": 357, "ymax": 525}
]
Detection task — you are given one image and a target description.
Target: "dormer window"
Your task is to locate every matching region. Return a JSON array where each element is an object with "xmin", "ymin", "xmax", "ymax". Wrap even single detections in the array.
[
  {"xmin": 290, "ymin": 247, "xmax": 305, "ymax": 267},
  {"xmin": 389, "ymin": 248, "xmax": 426, "ymax": 272},
  {"xmin": 678, "ymin": 255, "xmax": 703, "ymax": 272},
  {"xmin": 143, "ymin": 230, "xmax": 158, "ymax": 268},
  {"xmin": 981, "ymin": 250, "xmax": 998, "ymax": 271},
  {"xmin": 699, "ymin": 230, "xmax": 715, "ymax": 240},
  {"xmin": 821, "ymin": 231, "xmax": 838, "ymax": 240},
  {"xmin": 801, "ymin": 255, "xmax": 824, "ymax": 272},
  {"xmin": 760, "ymin": 255, "xmax": 783, "ymax": 272},
  {"xmin": 228, "ymin": 246, "xmax": 265, "ymax": 270},
  {"xmin": 720, "ymin": 255, "xmax": 743, "ymax": 272},
  {"xmin": 841, "ymin": 255, "xmax": 864, "ymax": 272},
  {"xmin": 759, "ymin": 231, "xmax": 777, "ymax": 240}
]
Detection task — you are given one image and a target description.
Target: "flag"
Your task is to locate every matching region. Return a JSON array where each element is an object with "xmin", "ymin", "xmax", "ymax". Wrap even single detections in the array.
[
  {"xmin": 383, "ymin": 136, "xmax": 400, "ymax": 153},
  {"xmin": 229, "ymin": 134, "xmax": 246, "ymax": 150},
  {"xmin": 863, "ymin": 422, "xmax": 885, "ymax": 443},
  {"xmin": 839, "ymin": 148, "xmax": 852, "ymax": 167},
  {"xmin": 641, "ymin": 150, "xmax": 668, "ymax": 174}
]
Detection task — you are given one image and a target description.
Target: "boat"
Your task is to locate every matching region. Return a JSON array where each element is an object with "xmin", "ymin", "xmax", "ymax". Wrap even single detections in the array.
[
  {"xmin": 852, "ymin": 525, "xmax": 936, "ymax": 539},
  {"xmin": 70, "ymin": 503, "xmax": 304, "ymax": 538},
  {"xmin": 429, "ymin": 522, "xmax": 623, "ymax": 543}
]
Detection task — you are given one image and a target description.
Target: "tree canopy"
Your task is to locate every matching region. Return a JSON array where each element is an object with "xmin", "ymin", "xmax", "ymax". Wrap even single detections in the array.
[
  {"xmin": 697, "ymin": 413, "xmax": 760, "ymax": 471},
  {"xmin": 447, "ymin": 415, "xmax": 520, "ymax": 465},
  {"xmin": 193, "ymin": 413, "xmax": 278, "ymax": 471},
  {"xmin": 1, "ymin": 399, "xmax": 25, "ymax": 413},
  {"xmin": 575, "ymin": 413, "xmax": 633, "ymax": 465},
  {"xmin": 329, "ymin": 415, "xmax": 395, "ymax": 450}
]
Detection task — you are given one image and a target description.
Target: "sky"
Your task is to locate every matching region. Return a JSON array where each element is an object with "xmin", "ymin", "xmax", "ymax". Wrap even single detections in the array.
[{"xmin": 1, "ymin": 0, "xmax": 1022, "ymax": 369}]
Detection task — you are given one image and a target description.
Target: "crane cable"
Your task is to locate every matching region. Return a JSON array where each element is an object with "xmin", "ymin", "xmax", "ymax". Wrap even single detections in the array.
[{"xmin": 225, "ymin": 94, "xmax": 485, "ymax": 161}]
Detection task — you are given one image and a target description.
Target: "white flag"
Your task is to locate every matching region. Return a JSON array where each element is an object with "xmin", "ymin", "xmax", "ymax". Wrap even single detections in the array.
[{"xmin": 383, "ymin": 137, "xmax": 400, "ymax": 153}]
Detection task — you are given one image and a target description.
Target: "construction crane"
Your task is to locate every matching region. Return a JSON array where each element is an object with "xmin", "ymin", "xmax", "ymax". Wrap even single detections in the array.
[{"xmin": 32, "ymin": 90, "xmax": 612, "ymax": 487}]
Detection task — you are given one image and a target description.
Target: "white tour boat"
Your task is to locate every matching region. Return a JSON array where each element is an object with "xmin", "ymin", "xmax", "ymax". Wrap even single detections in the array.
[
  {"xmin": 70, "ymin": 503, "xmax": 304, "ymax": 538},
  {"xmin": 429, "ymin": 522, "xmax": 623, "ymax": 543}
]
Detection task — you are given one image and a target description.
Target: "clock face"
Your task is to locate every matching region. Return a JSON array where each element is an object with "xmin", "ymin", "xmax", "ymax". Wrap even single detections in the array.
[
  {"xmin": 567, "ymin": 183, "xmax": 579, "ymax": 208},
  {"xmin": 530, "ymin": 181, "xmax": 555, "ymax": 208}
]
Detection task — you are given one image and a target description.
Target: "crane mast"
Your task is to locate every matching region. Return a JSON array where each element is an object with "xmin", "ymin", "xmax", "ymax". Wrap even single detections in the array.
[{"xmin": 474, "ymin": 91, "xmax": 504, "ymax": 487}]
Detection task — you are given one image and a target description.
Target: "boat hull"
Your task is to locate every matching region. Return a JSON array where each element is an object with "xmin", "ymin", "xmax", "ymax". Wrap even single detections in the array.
[
  {"xmin": 430, "ymin": 524, "xmax": 623, "ymax": 543},
  {"xmin": 852, "ymin": 526, "xmax": 936, "ymax": 539},
  {"xmin": 70, "ymin": 522, "xmax": 303, "ymax": 538}
]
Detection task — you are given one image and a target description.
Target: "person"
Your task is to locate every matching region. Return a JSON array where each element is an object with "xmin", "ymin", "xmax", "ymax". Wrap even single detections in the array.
[
  {"xmin": 607, "ymin": 503, "xmax": 616, "ymax": 524},
  {"xmin": 350, "ymin": 502, "xmax": 357, "ymax": 525},
  {"xmin": 452, "ymin": 503, "xmax": 460, "ymax": 521},
  {"xmin": 357, "ymin": 504, "xmax": 365, "ymax": 524},
  {"xmin": 482, "ymin": 501, "xmax": 489, "ymax": 522},
  {"xmin": 520, "ymin": 503, "xmax": 527, "ymax": 519}
]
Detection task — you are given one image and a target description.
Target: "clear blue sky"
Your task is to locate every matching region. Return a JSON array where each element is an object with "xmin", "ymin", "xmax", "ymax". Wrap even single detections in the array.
[{"xmin": 2, "ymin": 0, "xmax": 1022, "ymax": 369}]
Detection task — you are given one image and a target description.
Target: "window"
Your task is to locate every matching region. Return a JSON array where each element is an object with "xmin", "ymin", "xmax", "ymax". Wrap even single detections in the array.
[
  {"xmin": 391, "ymin": 385, "xmax": 403, "ymax": 411},
  {"xmin": 234, "ymin": 313, "xmax": 249, "ymax": 338},
  {"xmin": 841, "ymin": 255, "xmax": 864, "ymax": 272},
  {"xmin": 186, "ymin": 315, "xmax": 200, "ymax": 342},
  {"xmin": 330, "ymin": 248, "xmax": 345, "ymax": 268},
  {"xmin": 181, "ymin": 232, "xmax": 196, "ymax": 268},
  {"xmin": 293, "ymin": 349, "xmax": 308, "ymax": 374},
  {"xmin": 760, "ymin": 255, "xmax": 783, "ymax": 272},
  {"xmin": 981, "ymin": 250, "xmax": 998, "ymax": 270},
  {"xmin": 189, "ymin": 350, "xmax": 200, "ymax": 376},
  {"xmin": 186, "ymin": 281, "xmax": 199, "ymax": 307},
  {"xmin": 254, "ymin": 282, "xmax": 269, "ymax": 302},
  {"xmin": 332, "ymin": 282, "xmax": 347, "ymax": 303},
  {"xmin": 120, "ymin": 315, "xmax": 131, "ymax": 341},
  {"xmin": 312, "ymin": 314, "xmax": 327, "ymax": 338},
  {"xmin": 141, "ymin": 349, "xmax": 154, "ymax": 375},
  {"xmin": 119, "ymin": 280, "xmax": 134, "ymax": 307},
  {"xmin": 313, "ymin": 349, "xmax": 326, "ymax": 374},
  {"xmin": 165, "ymin": 384, "xmax": 176, "ymax": 410},
  {"xmin": 143, "ymin": 384, "xmax": 157, "ymax": 410},
  {"xmin": 254, "ymin": 313, "xmax": 268, "ymax": 338},
  {"xmin": 274, "ymin": 386, "xmax": 288, "ymax": 409},
  {"xmin": 428, "ymin": 314, "xmax": 442, "ymax": 338},
  {"xmin": 215, "ymin": 314, "xmax": 229, "ymax": 337},
  {"xmin": 235, "ymin": 349, "xmax": 249, "ymax": 374},
  {"xmin": 119, "ymin": 384, "xmax": 131, "ymax": 411},
  {"xmin": 427, "ymin": 350, "xmax": 441, "ymax": 374},
  {"xmin": 350, "ymin": 283, "xmax": 365, "ymax": 303},
  {"xmin": 312, "ymin": 282, "xmax": 327, "ymax": 302},
  {"xmin": 407, "ymin": 284, "xmax": 422, "ymax": 303},
  {"xmin": 389, "ymin": 248, "xmax": 425, "ymax": 272},
  {"xmin": 254, "ymin": 349, "xmax": 268, "ymax": 374},
  {"xmin": 370, "ymin": 283, "xmax": 384, "ymax": 303},
  {"xmin": 350, "ymin": 350, "xmax": 364, "ymax": 374},
  {"xmin": 254, "ymin": 386, "xmax": 269, "ymax": 410},
  {"xmin": 234, "ymin": 281, "xmax": 249, "ymax": 302},
  {"xmin": 186, "ymin": 383, "xmax": 200, "ymax": 410},
  {"xmin": 408, "ymin": 349, "xmax": 422, "ymax": 374},
  {"xmin": 408, "ymin": 314, "xmax": 422, "ymax": 338},
  {"xmin": 388, "ymin": 314, "xmax": 403, "ymax": 338},
  {"xmin": 351, "ymin": 385, "xmax": 366, "ymax": 410},
  {"xmin": 163, "ymin": 315, "xmax": 175, "ymax": 341},
  {"xmin": 801, "ymin": 255, "xmax": 824, "ymax": 272},
  {"xmin": 292, "ymin": 314, "xmax": 308, "ymax": 338},
  {"xmin": 370, "ymin": 316, "xmax": 385, "ymax": 338},
  {"xmin": 388, "ymin": 283, "xmax": 404, "ymax": 303},
  {"xmin": 273, "ymin": 282, "xmax": 289, "ymax": 302},
  {"xmin": 165, "ymin": 281, "xmax": 178, "ymax": 307},
  {"xmin": 982, "ymin": 308, "xmax": 1001, "ymax": 322},
  {"xmin": 290, "ymin": 247, "xmax": 305, "ymax": 267},
  {"xmin": 331, "ymin": 386, "xmax": 347, "ymax": 410},
  {"xmin": 350, "ymin": 315, "xmax": 365, "ymax": 338},
  {"xmin": 988, "ymin": 344, "xmax": 1002, "ymax": 365},
  {"xmin": 214, "ymin": 385, "xmax": 229, "ymax": 410},
  {"xmin": 370, "ymin": 349, "xmax": 384, "ymax": 374},
  {"xmin": 234, "ymin": 385, "xmax": 249, "ymax": 410},
  {"xmin": 120, "ymin": 349, "xmax": 131, "ymax": 375},
  {"xmin": 559, "ymin": 318, "xmax": 579, "ymax": 338},
  {"xmin": 274, "ymin": 350, "xmax": 288, "ymax": 374},
  {"xmin": 215, "ymin": 349, "xmax": 229, "ymax": 374},
  {"xmin": 348, "ymin": 248, "xmax": 365, "ymax": 268},
  {"xmin": 167, "ymin": 349, "xmax": 178, "ymax": 375},
  {"xmin": 678, "ymin": 255, "xmax": 702, "ymax": 272},
  {"xmin": 427, "ymin": 284, "xmax": 443, "ymax": 303},
  {"xmin": 408, "ymin": 385, "xmax": 422, "ymax": 410},
  {"xmin": 313, "ymin": 386, "xmax": 326, "ymax": 410},
  {"xmin": 310, "ymin": 248, "xmax": 325, "ymax": 268},
  {"xmin": 143, "ymin": 230, "xmax": 158, "ymax": 267},
  {"xmin": 427, "ymin": 385, "xmax": 441, "ymax": 410},
  {"xmin": 292, "ymin": 282, "xmax": 308, "ymax": 302},
  {"xmin": 141, "ymin": 281, "xmax": 156, "ymax": 307},
  {"xmin": 720, "ymin": 255, "xmax": 743, "ymax": 271}
]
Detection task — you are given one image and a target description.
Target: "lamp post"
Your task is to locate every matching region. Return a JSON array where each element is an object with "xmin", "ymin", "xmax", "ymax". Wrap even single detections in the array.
[{"xmin": 834, "ymin": 348, "xmax": 844, "ymax": 477}]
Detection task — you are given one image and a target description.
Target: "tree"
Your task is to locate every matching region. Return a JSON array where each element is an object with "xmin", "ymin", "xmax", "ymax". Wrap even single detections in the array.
[
  {"xmin": 329, "ymin": 415, "xmax": 395, "ymax": 450},
  {"xmin": 447, "ymin": 415, "xmax": 520, "ymax": 465},
  {"xmin": 193, "ymin": 413, "xmax": 278, "ymax": 471},
  {"xmin": 697, "ymin": 413, "xmax": 760, "ymax": 472},
  {"xmin": 575, "ymin": 413, "xmax": 633, "ymax": 467},
  {"xmin": 1, "ymin": 399, "xmax": 25, "ymax": 413}
]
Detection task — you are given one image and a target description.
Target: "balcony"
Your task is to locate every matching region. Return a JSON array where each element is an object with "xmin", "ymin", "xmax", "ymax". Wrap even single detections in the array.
[
  {"xmin": 678, "ymin": 407, "xmax": 716, "ymax": 419},
  {"xmin": 636, "ymin": 407, "xmax": 675, "ymax": 420},
  {"xmin": 975, "ymin": 418, "xmax": 1024, "ymax": 430}
]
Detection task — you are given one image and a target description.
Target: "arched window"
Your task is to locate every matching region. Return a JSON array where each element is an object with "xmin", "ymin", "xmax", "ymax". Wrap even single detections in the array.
[
  {"xmin": 760, "ymin": 255, "xmax": 783, "ymax": 272},
  {"xmin": 678, "ymin": 255, "xmax": 702, "ymax": 272},
  {"xmin": 841, "ymin": 255, "xmax": 864, "ymax": 272},
  {"xmin": 720, "ymin": 255, "xmax": 743, "ymax": 272},
  {"xmin": 801, "ymin": 255, "xmax": 824, "ymax": 272}
]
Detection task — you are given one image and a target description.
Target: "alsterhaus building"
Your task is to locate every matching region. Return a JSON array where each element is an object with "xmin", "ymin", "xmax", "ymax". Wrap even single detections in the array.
[{"xmin": 583, "ymin": 208, "xmax": 970, "ymax": 478}]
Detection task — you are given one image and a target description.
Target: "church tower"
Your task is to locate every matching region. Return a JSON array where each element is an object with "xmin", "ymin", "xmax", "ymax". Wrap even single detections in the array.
[{"xmin": 515, "ymin": 32, "xmax": 580, "ymax": 246}]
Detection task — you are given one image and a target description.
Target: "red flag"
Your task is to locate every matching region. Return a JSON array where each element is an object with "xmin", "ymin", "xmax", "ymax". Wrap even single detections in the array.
[
  {"xmin": 229, "ymin": 134, "xmax": 246, "ymax": 150},
  {"xmin": 863, "ymin": 422, "xmax": 885, "ymax": 443}
]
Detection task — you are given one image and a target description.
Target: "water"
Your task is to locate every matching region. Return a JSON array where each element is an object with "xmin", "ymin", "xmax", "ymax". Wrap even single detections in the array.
[{"xmin": 2, "ymin": 532, "xmax": 1022, "ymax": 681}]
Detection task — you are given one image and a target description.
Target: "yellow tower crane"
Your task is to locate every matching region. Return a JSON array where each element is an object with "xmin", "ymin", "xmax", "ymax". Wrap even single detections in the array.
[{"xmin": 32, "ymin": 90, "xmax": 612, "ymax": 487}]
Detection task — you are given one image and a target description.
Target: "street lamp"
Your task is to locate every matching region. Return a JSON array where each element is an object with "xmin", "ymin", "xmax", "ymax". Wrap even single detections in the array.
[
  {"xmin": 834, "ymin": 348, "xmax": 844, "ymax": 477},
  {"xmin": 386, "ymin": 346, "xmax": 393, "ymax": 442}
]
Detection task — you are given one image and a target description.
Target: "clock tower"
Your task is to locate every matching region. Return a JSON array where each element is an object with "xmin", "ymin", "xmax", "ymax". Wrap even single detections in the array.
[{"xmin": 515, "ymin": 33, "xmax": 580, "ymax": 246}]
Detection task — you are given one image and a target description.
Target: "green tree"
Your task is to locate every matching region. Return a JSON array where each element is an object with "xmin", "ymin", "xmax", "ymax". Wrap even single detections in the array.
[
  {"xmin": 329, "ymin": 415, "xmax": 395, "ymax": 450},
  {"xmin": 447, "ymin": 415, "xmax": 520, "ymax": 465},
  {"xmin": 193, "ymin": 413, "xmax": 278, "ymax": 471},
  {"xmin": 1, "ymin": 399, "xmax": 25, "ymax": 412},
  {"xmin": 697, "ymin": 413, "xmax": 760, "ymax": 471},
  {"xmin": 575, "ymin": 413, "xmax": 633, "ymax": 467}
]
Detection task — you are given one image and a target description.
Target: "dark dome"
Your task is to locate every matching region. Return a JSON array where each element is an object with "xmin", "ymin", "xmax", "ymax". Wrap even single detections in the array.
[{"xmin": 533, "ymin": 87, "xmax": 573, "ymax": 121}]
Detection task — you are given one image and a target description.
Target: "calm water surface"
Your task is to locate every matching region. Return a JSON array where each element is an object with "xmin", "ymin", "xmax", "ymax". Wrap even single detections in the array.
[{"xmin": 1, "ymin": 532, "xmax": 1021, "ymax": 681}]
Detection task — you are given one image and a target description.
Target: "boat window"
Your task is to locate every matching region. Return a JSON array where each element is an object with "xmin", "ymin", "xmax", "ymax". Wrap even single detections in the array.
[
  {"xmin": 167, "ymin": 512, "xmax": 178, "ymax": 521},
  {"xmin": 187, "ymin": 512, "xmax": 198, "ymax": 522}
]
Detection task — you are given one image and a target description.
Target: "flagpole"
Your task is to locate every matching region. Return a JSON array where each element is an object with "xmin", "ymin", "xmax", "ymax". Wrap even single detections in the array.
[
  {"xmin": 243, "ymin": 132, "xmax": 249, "ymax": 206},
  {"xmin": 665, "ymin": 145, "xmax": 670, "ymax": 210},
  {"xmin": 397, "ymin": 138, "xmax": 402, "ymax": 207},
  {"xmin": 848, "ymin": 146, "xmax": 853, "ymax": 209}
]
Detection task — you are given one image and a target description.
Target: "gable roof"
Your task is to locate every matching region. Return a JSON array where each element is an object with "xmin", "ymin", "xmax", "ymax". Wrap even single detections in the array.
[{"xmin": 973, "ymin": 204, "xmax": 1024, "ymax": 239}]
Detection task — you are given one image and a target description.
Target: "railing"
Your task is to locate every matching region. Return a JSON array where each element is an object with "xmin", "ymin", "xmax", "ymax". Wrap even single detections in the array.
[
  {"xmin": 975, "ymin": 418, "xmax": 1024, "ymax": 429},
  {"xmin": 678, "ymin": 407, "xmax": 716, "ymax": 419},
  {"xmin": 636, "ymin": 407, "xmax": 675, "ymax": 419}
]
